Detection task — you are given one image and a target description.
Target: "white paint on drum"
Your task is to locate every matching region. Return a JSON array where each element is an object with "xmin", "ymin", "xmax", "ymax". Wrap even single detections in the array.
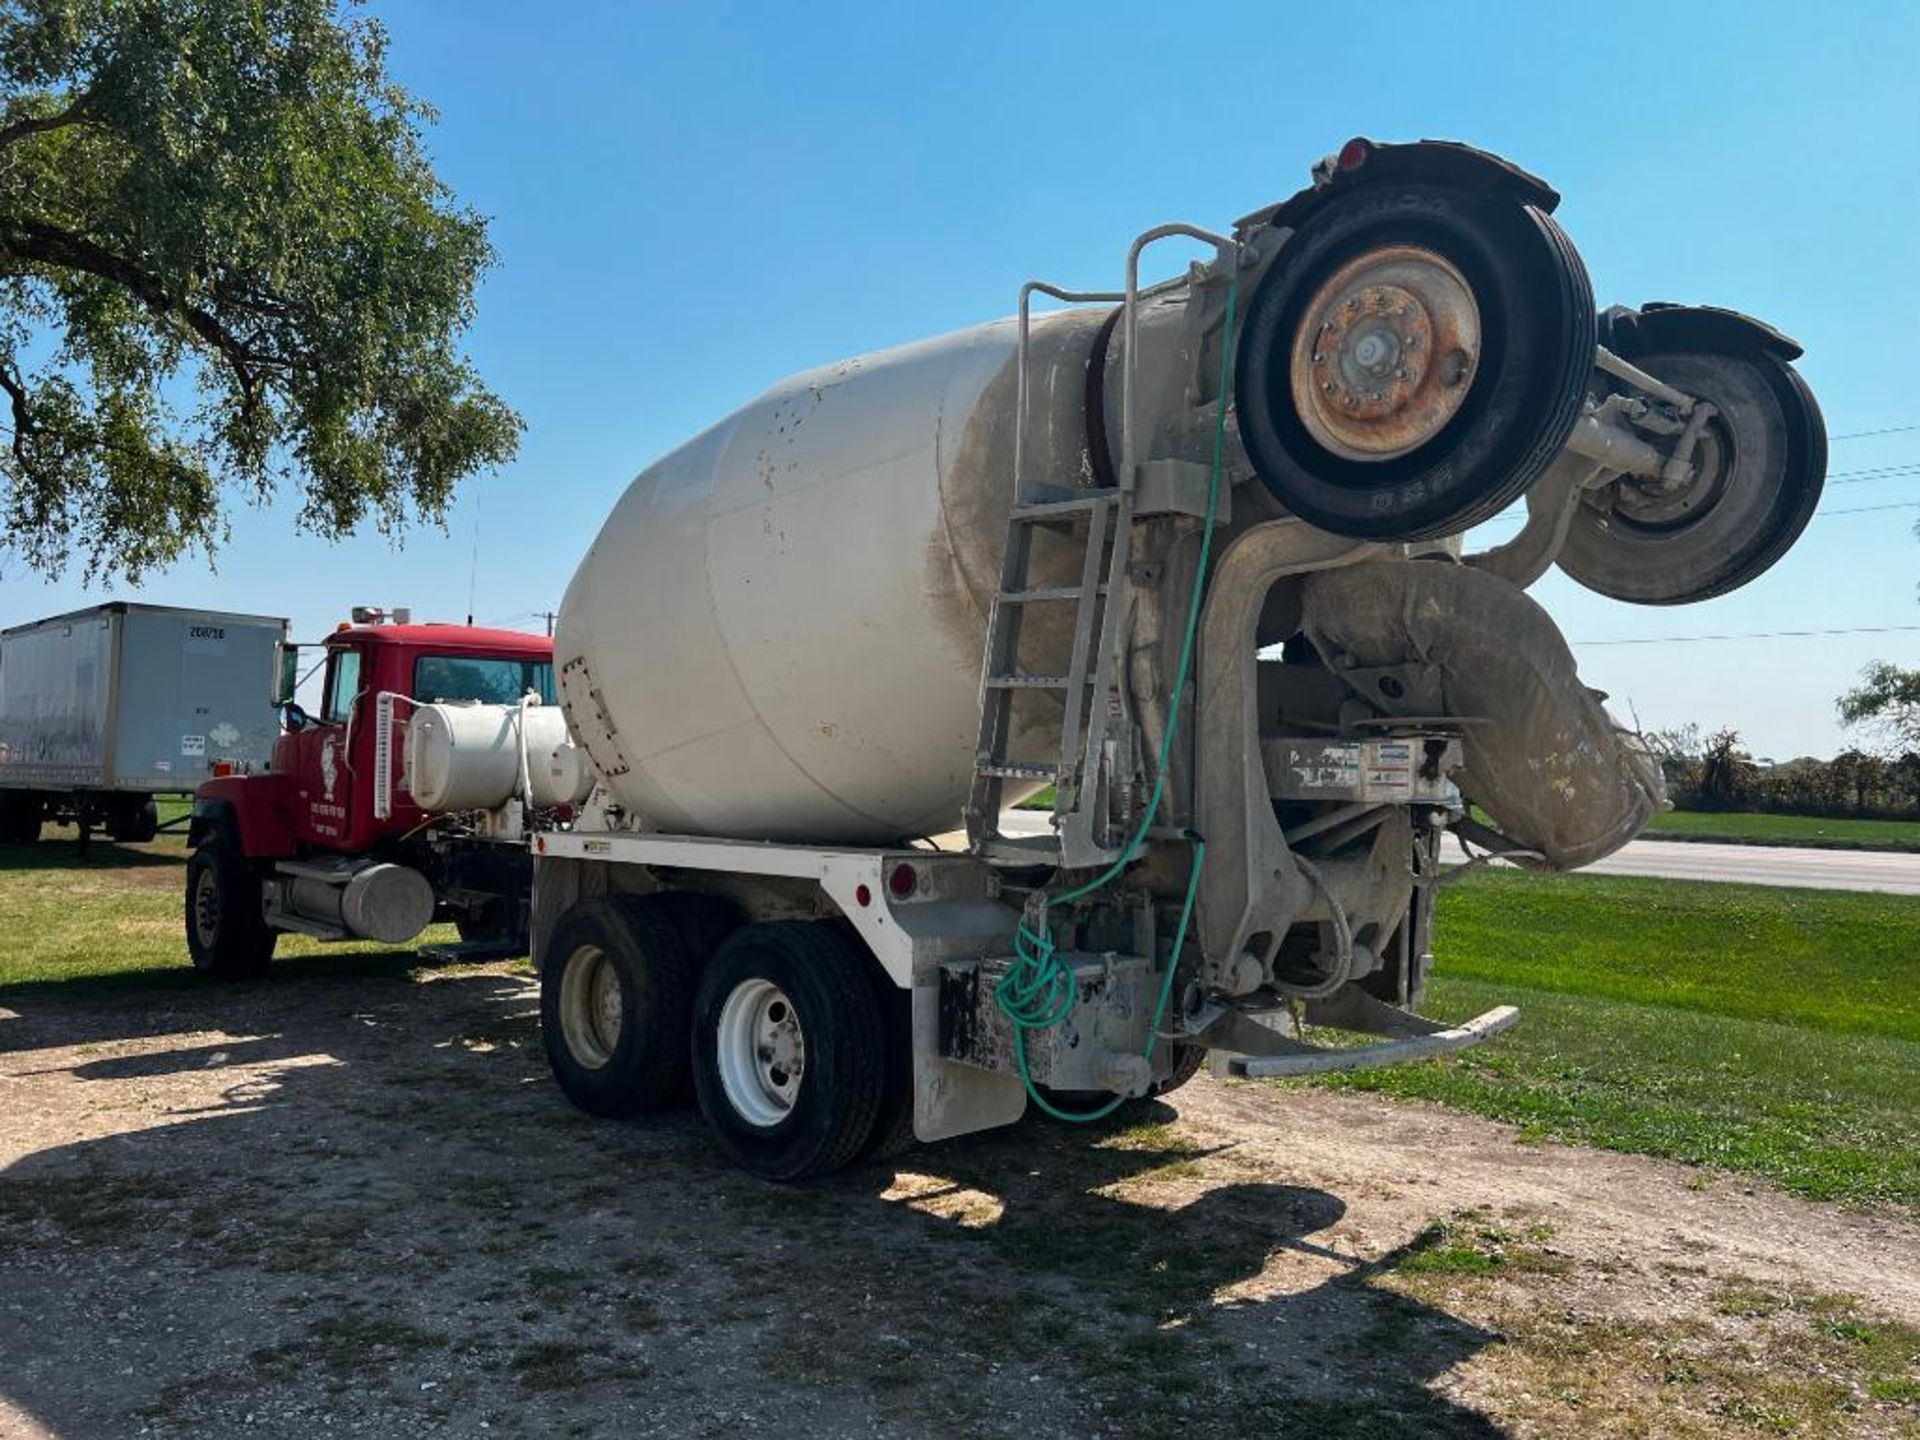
[{"xmin": 558, "ymin": 313, "xmax": 1102, "ymax": 844}]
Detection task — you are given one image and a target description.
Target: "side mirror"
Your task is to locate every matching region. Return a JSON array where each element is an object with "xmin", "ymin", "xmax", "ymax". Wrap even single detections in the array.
[
  {"xmin": 283, "ymin": 702, "xmax": 310, "ymax": 734},
  {"xmin": 273, "ymin": 643, "xmax": 301, "ymax": 708}
]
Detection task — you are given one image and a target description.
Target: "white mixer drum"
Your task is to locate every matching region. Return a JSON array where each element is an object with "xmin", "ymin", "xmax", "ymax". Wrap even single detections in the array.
[{"xmin": 556, "ymin": 311, "xmax": 1109, "ymax": 844}]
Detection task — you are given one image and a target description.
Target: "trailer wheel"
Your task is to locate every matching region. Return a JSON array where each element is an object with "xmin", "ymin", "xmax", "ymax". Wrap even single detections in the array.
[
  {"xmin": 692, "ymin": 921, "xmax": 885, "ymax": 1181},
  {"xmin": 184, "ymin": 838, "xmax": 276, "ymax": 979},
  {"xmin": 1236, "ymin": 181, "xmax": 1594, "ymax": 539},
  {"xmin": 108, "ymin": 798, "xmax": 159, "ymax": 844},
  {"xmin": 541, "ymin": 895, "xmax": 693, "ymax": 1118},
  {"xmin": 1555, "ymin": 348, "xmax": 1827, "ymax": 604},
  {"xmin": 0, "ymin": 793, "xmax": 43, "ymax": 845}
]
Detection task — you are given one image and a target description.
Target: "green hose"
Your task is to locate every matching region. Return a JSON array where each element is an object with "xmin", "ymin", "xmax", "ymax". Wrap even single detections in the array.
[{"xmin": 995, "ymin": 268, "xmax": 1240, "ymax": 1122}]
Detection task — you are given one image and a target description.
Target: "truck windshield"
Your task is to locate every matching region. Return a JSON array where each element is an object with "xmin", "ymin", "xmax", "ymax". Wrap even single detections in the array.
[{"xmin": 413, "ymin": 655, "xmax": 556, "ymax": 706}]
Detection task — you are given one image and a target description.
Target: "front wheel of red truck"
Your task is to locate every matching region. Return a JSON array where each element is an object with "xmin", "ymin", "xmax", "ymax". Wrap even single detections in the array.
[{"xmin": 184, "ymin": 837, "xmax": 276, "ymax": 980}]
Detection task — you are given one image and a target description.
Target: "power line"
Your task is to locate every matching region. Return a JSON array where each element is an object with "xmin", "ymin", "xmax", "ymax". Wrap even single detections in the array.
[
  {"xmin": 1831, "ymin": 469, "xmax": 1920, "ymax": 487},
  {"xmin": 1832, "ymin": 423, "xmax": 1920, "ymax": 441},
  {"xmin": 1821, "ymin": 500, "xmax": 1920, "ymax": 516},
  {"xmin": 1576, "ymin": 624, "xmax": 1920, "ymax": 647}
]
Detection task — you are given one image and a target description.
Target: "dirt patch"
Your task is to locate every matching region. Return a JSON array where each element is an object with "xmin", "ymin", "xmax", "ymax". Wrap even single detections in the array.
[{"xmin": 2, "ymin": 965, "xmax": 1916, "ymax": 1438}]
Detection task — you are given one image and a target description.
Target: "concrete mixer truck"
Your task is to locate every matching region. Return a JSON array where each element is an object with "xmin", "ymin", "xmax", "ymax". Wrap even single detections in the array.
[{"xmin": 405, "ymin": 139, "xmax": 1827, "ymax": 1180}]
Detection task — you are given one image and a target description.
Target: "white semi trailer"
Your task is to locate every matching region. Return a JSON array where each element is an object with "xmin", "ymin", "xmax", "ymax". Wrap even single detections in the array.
[{"xmin": 408, "ymin": 139, "xmax": 1826, "ymax": 1180}]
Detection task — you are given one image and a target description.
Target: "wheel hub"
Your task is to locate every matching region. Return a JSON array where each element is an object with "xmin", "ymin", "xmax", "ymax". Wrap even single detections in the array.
[
  {"xmin": 193, "ymin": 868, "xmax": 220, "ymax": 947},
  {"xmin": 1609, "ymin": 420, "xmax": 1732, "ymax": 531},
  {"xmin": 716, "ymin": 978, "xmax": 805, "ymax": 1129},
  {"xmin": 1289, "ymin": 245, "xmax": 1482, "ymax": 461},
  {"xmin": 558, "ymin": 943, "xmax": 623, "ymax": 1070}
]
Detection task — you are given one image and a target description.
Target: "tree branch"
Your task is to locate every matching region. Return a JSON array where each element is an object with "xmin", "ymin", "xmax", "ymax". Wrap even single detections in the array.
[
  {"xmin": 0, "ymin": 356, "xmax": 32, "ymax": 468},
  {"xmin": 0, "ymin": 217, "xmax": 291, "ymax": 423},
  {"xmin": 0, "ymin": 92, "xmax": 97, "ymax": 152}
]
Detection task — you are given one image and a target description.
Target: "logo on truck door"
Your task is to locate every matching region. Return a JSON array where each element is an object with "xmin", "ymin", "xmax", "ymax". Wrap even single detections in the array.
[{"xmin": 320, "ymin": 735, "xmax": 340, "ymax": 802}]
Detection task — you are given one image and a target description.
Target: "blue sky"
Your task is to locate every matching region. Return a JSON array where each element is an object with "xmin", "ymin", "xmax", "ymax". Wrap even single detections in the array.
[{"xmin": 5, "ymin": 0, "xmax": 1917, "ymax": 758}]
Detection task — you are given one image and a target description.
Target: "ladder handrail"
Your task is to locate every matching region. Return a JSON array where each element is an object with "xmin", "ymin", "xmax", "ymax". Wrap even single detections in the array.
[
  {"xmin": 979, "ymin": 225, "xmax": 1242, "ymax": 864},
  {"xmin": 1013, "ymin": 272, "xmax": 1193, "ymax": 499},
  {"xmin": 1118, "ymin": 224, "xmax": 1239, "ymax": 496}
]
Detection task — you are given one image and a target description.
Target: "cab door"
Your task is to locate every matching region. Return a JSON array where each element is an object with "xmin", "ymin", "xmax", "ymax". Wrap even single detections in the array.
[{"xmin": 292, "ymin": 643, "xmax": 363, "ymax": 846}]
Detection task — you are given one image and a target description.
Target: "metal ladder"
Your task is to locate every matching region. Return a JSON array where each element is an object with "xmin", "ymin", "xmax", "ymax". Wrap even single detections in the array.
[{"xmin": 967, "ymin": 227, "xmax": 1240, "ymax": 868}]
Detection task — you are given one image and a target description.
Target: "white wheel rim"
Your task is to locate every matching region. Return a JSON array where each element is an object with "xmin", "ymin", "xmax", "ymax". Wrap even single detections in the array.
[
  {"xmin": 192, "ymin": 867, "xmax": 221, "ymax": 949},
  {"xmin": 715, "ymin": 978, "xmax": 804, "ymax": 1129},
  {"xmin": 558, "ymin": 943, "xmax": 623, "ymax": 1069}
]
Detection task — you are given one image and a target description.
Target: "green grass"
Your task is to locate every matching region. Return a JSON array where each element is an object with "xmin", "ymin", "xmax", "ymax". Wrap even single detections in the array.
[
  {"xmin": 1311, "ymin": 870, "xmax": 1920, "ymax": 1210},
  {"xmin": 1641, "ymin": 809, "xmax": 1920, "ymax": 852},
  {"xmin": 0, "ymin": 823, "xmax": 453, "ymax": 992}
]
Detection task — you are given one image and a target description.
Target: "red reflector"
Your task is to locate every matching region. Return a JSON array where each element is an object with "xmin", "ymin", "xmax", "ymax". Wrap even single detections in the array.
[
  {"xmin": 855, "ymin": 883, "xmax": 872, "ymax": 908},
  {"xmin": 212, "ymin": 760, "xmax": 235, "ymax": 777},
  {"xmin": 1337, "ymin": 138, "xmax": 1372, "ymax": 171},
  {"xmin": 887, "ymin": 863, "xmax": 918, "ymax": 900}
]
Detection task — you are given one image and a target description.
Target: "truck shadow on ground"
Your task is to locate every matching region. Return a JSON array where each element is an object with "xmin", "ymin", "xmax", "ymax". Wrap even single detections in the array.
[{"xmin": 0, "ymin": 962, "xmax": 1506, "ymax": 1438}]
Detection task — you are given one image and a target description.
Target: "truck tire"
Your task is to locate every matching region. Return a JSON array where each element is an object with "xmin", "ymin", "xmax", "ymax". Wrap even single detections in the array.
[
  {"xmin": 185, "ymin": 838, "xmax": 276, "ymax": 979},
  {"xmin": 0, "ymin": 793, "xmax": 43, "ymax": 845},
  {"xmin": 1235, "ymin": 180, "xmax": 1594, "ymax": 540},
  {"xmin": 691, "ymin": 921, "xmax": 885, "ymax": 1181},
  {"xmin": 541, "ymin": 895, "xmax": 693, "ymax": 1119},
  {"xmin": 1555, "ymin": 347, "xmax": 1826, "ymax": 605},
  {"xmin": 108, "ymin": 798, "xmax": 160, "ymax": 844},
  {"xmin": 860, "ymin": 979, "xmax": 917, "ymax": 1164}
]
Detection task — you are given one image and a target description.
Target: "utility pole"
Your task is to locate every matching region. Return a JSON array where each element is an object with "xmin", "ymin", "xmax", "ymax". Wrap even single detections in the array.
[{"xmin": 539, "ymin": 610, "xmax": 557, "ymax": 638}]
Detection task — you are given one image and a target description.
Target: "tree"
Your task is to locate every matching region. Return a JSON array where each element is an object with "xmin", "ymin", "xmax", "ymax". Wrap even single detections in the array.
[
  {"xmin": 1840, "ymin": 661, "xmax": 1920, "ymax": 751},
  {"xmin": 1695, "ymin": 727, "xmax": 1753, "ymax": 811},
  {"xmin": 0, "ymin": 0, "xmax": 520, "ymax": 581}
]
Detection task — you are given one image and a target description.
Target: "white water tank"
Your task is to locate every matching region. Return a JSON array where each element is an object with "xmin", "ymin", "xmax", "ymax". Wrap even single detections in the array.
[{"xmin": 407, "ymin": 701, "xmax": 594, "ymax": 812}]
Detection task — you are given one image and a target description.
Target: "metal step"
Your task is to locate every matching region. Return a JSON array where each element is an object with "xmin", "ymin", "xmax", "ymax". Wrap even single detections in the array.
[
  {"xmin": 975, "ymin": 761, "xmax": 1062, "ymax": 782},
  {"xmin": 984, "ymin": 673, "xmax": 1079, "ymax": 689},
  {"xmin": 1009, "ymin": 494, "xmax": 1115, "ymax": 525},
  {"xmin": 999, "ymin": 584, "xmax": 1095, "ymax": 604}
]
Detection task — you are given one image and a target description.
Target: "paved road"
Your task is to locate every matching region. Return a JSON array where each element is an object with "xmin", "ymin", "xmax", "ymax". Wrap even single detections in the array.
[
  {"xmin": 989, "ymin": 809, "xmax": 1920, "ymax": 895},
  {"xmin": 1441, "ymin": 833, "xmax": 1920, "ymax": 895}
]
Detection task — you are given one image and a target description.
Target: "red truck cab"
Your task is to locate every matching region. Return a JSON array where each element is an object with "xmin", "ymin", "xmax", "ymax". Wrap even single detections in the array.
[{"xmin": 186, "ymin": 619, "xmax": 554, "ymax": 978}]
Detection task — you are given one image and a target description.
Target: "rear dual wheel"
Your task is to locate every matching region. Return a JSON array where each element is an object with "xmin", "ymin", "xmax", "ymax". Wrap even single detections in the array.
[
  {"xmin": 691, "ymin": 921, "xmax": 904, "ymax": 1182},
  {"xmin": 0, "ymin": 793, "xmax": 43, "ymax": 845},
  {"xmin": 1236, "ymin": 180, "xmax": 1595, "ymax": 540},
  {"xmin": 542, "ymin": 895, "xmax": 695, "ymax": 1118}
]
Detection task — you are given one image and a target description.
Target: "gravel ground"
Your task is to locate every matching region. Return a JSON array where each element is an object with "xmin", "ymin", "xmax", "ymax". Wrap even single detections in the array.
[{"xmin": 3, "ymin": 959, "xmax": 1917, "ymax": 1439}]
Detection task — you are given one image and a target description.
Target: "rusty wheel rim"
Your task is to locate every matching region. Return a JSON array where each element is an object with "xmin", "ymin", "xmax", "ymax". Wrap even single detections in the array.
[{"xmin": 1288, "ymin": 244, "xmax": 1483, "ymax": 462}]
